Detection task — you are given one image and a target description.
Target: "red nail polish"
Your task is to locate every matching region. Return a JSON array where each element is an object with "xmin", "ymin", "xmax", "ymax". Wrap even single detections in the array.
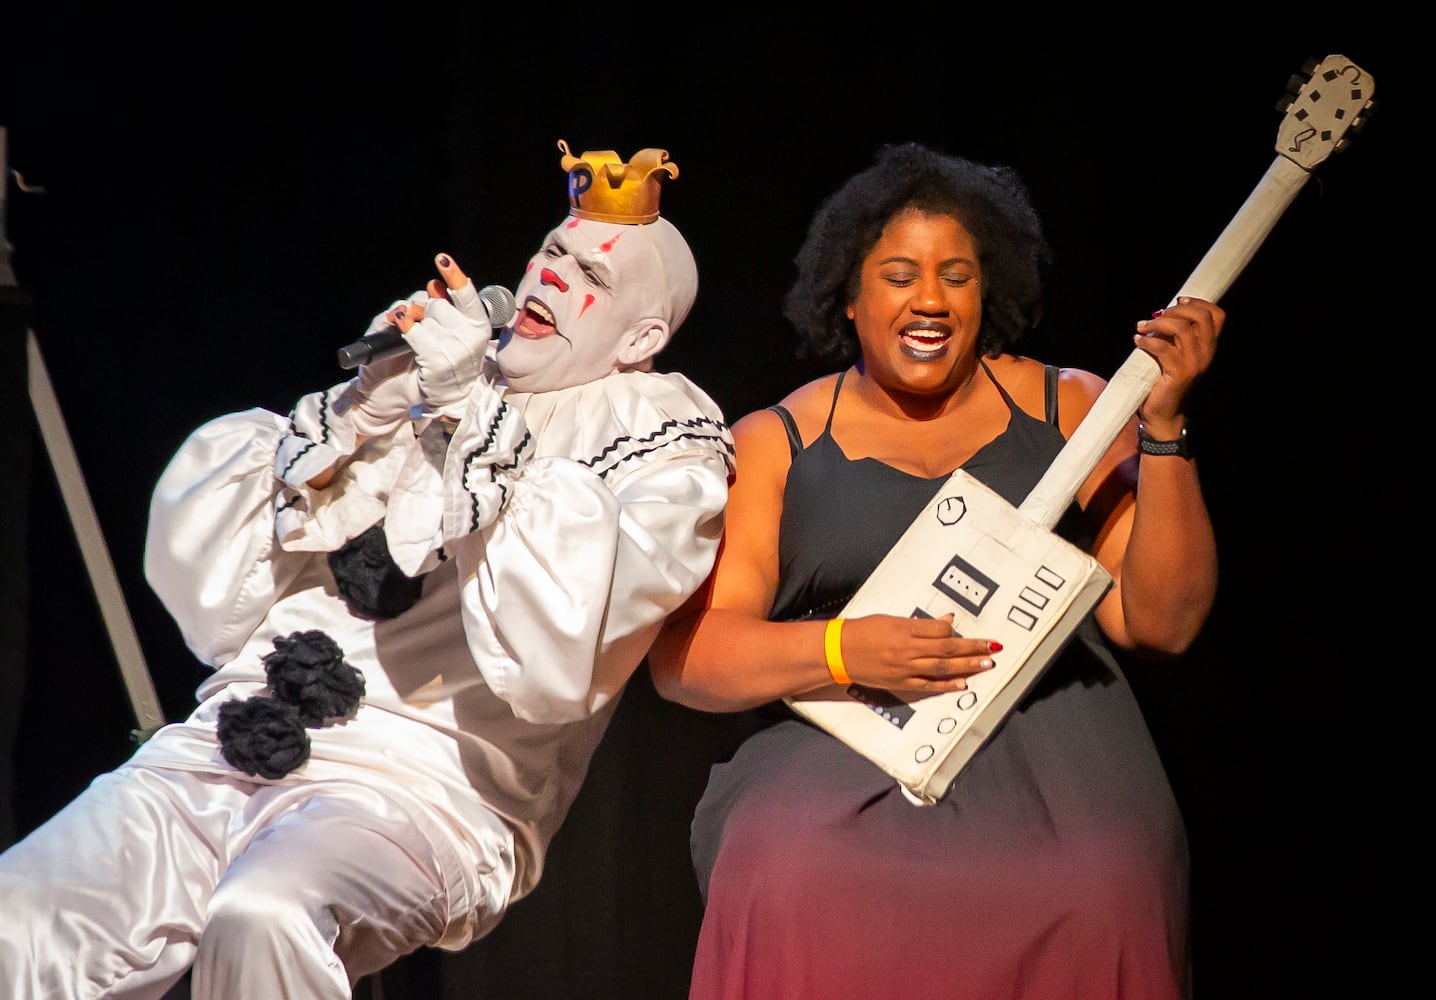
[
  {"xmin": 1151, "ymin": 309, "xmax": 1164, "ymax": 318},
  {"xmin": 988, "ymin": 641, "xmax": 1003, "ymax": 653}
]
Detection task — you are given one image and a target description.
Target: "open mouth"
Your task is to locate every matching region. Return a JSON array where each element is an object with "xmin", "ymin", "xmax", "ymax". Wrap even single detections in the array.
[
  {"xmin": 900, "ymin": 324, "xmax": 952, "ymax": 359},
  {"xmin": 515, "ymin": 297, "xmax": 557, "ymax": 340}
]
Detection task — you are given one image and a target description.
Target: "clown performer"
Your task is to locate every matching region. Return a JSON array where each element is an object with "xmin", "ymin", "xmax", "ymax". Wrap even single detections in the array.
[{"xmin": 0, "ymin": 141, "xmax": 734, "ymax": 999}]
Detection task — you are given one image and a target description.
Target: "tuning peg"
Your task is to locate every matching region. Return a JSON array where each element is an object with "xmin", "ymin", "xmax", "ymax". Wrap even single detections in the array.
[
  {"xmin": 1275, "ymin": 69, "xmax": 1312, "ymax": 113},
  {"xmin": 1333, "ymin": 103, "xmax": 1379, "ymax": 154},
  {"xmin": 1337, "ymin": 101, "xmax": 1379, "ymax": 150}
]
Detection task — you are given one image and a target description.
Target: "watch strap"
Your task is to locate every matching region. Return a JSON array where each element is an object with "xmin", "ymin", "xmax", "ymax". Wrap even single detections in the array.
[{"xmin": 1137, "ymin": 422, "xmax": 1189, "ymax": 458}]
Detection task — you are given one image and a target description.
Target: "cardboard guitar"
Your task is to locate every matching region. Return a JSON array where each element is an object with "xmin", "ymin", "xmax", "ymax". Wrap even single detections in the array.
[{"xmin": 786, "ymin": 54, "xmax": 1377, "ymax": 805}]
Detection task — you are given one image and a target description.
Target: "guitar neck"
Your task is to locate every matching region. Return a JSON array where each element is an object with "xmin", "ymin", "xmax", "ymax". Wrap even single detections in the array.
[{"xmin": 1019, "ymin": 153, "xmax": 1313, "ymax": 530}]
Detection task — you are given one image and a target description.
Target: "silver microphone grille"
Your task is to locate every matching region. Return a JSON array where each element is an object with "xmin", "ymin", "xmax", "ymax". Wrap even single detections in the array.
[{"xmin": 479, "ymin": 284, "xmax": 518, "ymax": 327}]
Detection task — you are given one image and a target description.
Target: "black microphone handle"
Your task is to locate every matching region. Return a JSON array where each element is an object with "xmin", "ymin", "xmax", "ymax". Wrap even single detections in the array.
[
  {"xmin": 337, "ymin": 326, "xmax": 406, "ymax": 369},
  {"xmin": 336, "ymin": 284, "xmax": 517, "ymax": 370}
]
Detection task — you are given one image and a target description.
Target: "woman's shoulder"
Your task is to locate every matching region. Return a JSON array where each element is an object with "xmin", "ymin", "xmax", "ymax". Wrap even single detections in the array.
[
  {"xmin": 732, "ymin": 372, "xmax": 844, "ymax": 443},
  {"xmin": 991, "ymin": 354, "xmax": 1107, "ymax": 422},
  {"xmin": 721, "ymin": 375, "xmax": 842, "ymax": 489}
]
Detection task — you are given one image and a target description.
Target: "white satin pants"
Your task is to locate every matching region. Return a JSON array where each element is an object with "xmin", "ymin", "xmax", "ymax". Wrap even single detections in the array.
[{"xmin": 0, "ymin": 764, "xmax": 516, "ymax": 999}]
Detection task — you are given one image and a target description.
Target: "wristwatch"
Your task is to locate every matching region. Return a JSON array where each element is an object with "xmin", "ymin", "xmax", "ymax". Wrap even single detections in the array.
[{"xmin": 1137, "ymin": 422, "xmax": 1190, "ymax": 458}]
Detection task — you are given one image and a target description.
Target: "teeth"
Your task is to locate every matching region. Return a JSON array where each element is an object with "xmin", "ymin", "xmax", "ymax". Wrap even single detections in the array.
[{"xmin": 528, "ymin": 300, "xmax": 555, "ymax": 324}]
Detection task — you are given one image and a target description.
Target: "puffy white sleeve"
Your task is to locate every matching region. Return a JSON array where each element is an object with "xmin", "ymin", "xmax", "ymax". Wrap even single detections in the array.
[
  {"xmin": 143, "ymin": 380, "xmax": 414, "ymax": 666},
  {"xmin": 144, "ymin": 405, "xmax": 305, "ymax": 666},
  {"xmin": 144, "ymin": 369, "xmax": 733, "ymax": 722},
  {"xmin": 446, "ymin": 373, "xmax": 733, "ymax": 724}
]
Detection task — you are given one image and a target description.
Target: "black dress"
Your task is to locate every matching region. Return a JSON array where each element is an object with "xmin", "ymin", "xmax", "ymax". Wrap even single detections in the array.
[{"xmin": 688, "ymin": 366, "xmax": 1190, "ymax": 1000}]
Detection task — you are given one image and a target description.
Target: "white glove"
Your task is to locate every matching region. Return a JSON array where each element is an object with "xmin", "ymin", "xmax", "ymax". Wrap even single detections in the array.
[
  {"xmin": 445, "ymin": 279, "xmax": 494, "ymax": 323},
  {"xmin": 345, "ymin": 294, "xmax": 427, "ymax": 439},
  {"xmin": 349, "ymin": 353, "xmax": 421, "ymax": 439},
  {"xmin": 402, "ymin": 292, "xmax": 494, "ymax": 417}
]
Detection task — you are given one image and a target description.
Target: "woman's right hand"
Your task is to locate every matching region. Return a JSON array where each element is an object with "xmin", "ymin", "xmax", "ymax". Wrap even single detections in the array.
[{"xmin": 838, "ymin": 613, "xmax": 999, "ymax": 693}]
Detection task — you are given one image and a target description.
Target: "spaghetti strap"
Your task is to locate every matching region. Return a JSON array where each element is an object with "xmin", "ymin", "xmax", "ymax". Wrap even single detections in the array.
[
  {"xmin": 823, "ymin": 371, "xmax": 847, "ymax": 434},
  {"xmin": 980, "ymin": 360, "xmax": 1060, "ymax": 428},
  {"xmin": 979, "ymin": 359, "xmax": 1019, "ymax": 412},
  {"xmin": 767, "ymin": 405, "xmax": 803, "ymax": 459},
  {"xmin": 768, "ymin": 371, "xmax": 847, "ymax": 460},
  {"xmin": 1044, "ymin": 364, "xmax": 1060, "ymax": 427}
]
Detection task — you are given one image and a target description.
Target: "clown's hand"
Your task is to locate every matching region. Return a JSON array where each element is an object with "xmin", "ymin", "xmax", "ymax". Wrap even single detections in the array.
[
  {"xmin": 347, "ymin": 295, "xmax": 426, "ymax": 439},
  {"xmin": 350, "ymin": 351, "xmax": 421, "ymax": 439},
  {"xmin": 429, "ymin": 252, "xmax": 496, "ymax": 324},
  {"xmin": 403, "ymin": 293, "xmax": 494, "ymax": 418}
]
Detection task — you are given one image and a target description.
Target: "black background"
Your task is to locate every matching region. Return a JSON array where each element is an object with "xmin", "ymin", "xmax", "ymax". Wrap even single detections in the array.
[{"xmin": 1, "ymin": 14, "xmax": 1421, "ymax": 999}]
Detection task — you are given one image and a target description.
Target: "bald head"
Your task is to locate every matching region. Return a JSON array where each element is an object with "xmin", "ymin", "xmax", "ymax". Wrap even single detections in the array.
[{"xmin": 496, "ymin": 214, "xmax": 699, "ymax": 393}]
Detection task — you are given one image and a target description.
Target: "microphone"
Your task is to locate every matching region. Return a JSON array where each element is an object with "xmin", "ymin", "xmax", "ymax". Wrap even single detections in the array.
[{"xmin": 337, "ymin": 284, "xmax": 518, "ymax": 369}]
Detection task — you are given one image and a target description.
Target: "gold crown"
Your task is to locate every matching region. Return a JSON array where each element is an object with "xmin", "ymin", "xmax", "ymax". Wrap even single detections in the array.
[{"xmin": 559, "ymin": 139, "xmax": 678, "ymax": 224}]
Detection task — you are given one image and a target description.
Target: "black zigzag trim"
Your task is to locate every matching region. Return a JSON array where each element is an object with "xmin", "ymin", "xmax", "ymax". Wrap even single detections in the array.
[
  {"xmin": 582, "ymin": 416, "xmax": 733, "ymax": 478},
  {"xmin": 589, "ymin": 431, "xmax": 734, "ymax": 478},
  {"xmin": 316, "ymin": 389, "xmax": 333, "ymax": 444},
  {"xmin": 453, "ymin": 412, "xmax": 727, "ymax": 530},
  {"xmin": 285, "ymin": 390, "xmax": 335, "ymax": 446},
  {"xmin": 280, "ymin": 439, "xmax": 321, "ymax": 481},
  {"xmin": 471, "ymin": 400, "xmax": 515, "ymax": 456},
  {"xmin": 465, "ymin": 438, "xmax": 530, "ymax": 533},
  {"xmin": 460, "ymin": 401, "xmax": 531, "ymax": 533},
  {"xmin": 286, "ymin": 409, "xmax": 308, "ymax": 440}
]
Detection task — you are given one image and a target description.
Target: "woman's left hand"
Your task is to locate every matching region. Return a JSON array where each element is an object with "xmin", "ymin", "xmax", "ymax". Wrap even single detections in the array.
[{"xmin": 1133, "ymin": 296, "xmax": 1224, "ymax": 431}]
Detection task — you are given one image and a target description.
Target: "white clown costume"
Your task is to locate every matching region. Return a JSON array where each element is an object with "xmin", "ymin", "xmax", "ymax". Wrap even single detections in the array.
[{"xmin": 0, "ymin": 143, "xmax": 733, "ymax": 999}]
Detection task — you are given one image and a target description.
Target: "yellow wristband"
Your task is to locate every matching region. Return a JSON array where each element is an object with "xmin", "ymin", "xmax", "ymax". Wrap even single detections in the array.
[{"xmin": 824, "ymin": 618, "xmax": 852, "ymax": 687}]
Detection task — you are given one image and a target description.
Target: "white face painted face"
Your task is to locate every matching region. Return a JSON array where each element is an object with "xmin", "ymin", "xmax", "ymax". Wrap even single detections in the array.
[{"xmin": 496, "ymin": 216, "xmax": 685, "ymax": 394}]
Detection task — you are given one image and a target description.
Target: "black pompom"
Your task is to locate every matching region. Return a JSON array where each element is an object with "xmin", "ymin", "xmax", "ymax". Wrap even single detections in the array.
[
  {"xmin": 262, "ymin": 630, "xmax": 365, "ymax": 726},
  {"xmin": 217, "ymin": 697, "xmax": 311, "ymax": 779},
  {"xmin": 327, "ymin": 524, "xmax": 425, "ymax": 620}
]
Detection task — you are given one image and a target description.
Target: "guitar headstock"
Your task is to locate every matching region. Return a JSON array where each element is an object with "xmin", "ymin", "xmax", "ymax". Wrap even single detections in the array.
[{"xmin": 1275, "ymin": 54, "xmax": 1377, "ymax": 172}]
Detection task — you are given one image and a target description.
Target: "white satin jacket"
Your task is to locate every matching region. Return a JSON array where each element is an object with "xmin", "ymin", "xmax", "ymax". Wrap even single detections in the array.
[{"xmin": 139, "ymin": 360, "xmax": 733, "ymax": 899}]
